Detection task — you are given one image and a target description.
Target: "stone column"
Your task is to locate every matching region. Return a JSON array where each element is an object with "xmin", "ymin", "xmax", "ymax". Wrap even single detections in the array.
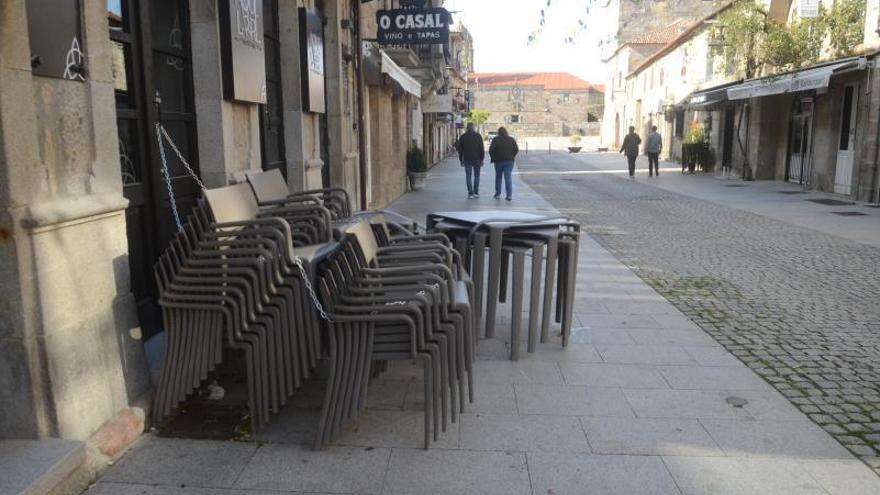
[
  {"xmin": 0, "ymin": 0, "xmax": 149, "ymax": 441},
  {"xmin": 189, "ymin": 0, "xmax": 262, "ymax": 187}
]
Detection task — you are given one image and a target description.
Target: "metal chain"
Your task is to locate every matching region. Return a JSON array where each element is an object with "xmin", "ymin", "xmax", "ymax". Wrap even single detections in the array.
[
  {"xmin": 156, "ymin": 122, "xmax": 331, "ymax": 322},
  {"xmin": 293, "ymin": 256, "xmax": 332, "ymax": 322},
  {"xmin": 155, "ymin": 123, "xmax": 184, "ymax": 232},
  {"xmin": 159, "ymin": 124, "xmax": 206, "ymax": 191}
]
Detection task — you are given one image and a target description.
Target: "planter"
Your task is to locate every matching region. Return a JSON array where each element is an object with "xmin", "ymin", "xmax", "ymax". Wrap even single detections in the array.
[
  {"xmin": 681, "ymin": 143, "xmax": 713, "ymax": 173},
  {"xmin": 567, "ymin": 147, "xmax": 582, "ymax": 153},
  {"xmin": 409, "ymin": 172, "xmax": 427, "ymax": 191}
]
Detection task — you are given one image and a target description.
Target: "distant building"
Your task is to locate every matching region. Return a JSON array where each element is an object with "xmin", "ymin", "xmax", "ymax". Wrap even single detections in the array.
[{"xmin": 468, "ymin": 72, "xmax": 604, "ymax": 137}]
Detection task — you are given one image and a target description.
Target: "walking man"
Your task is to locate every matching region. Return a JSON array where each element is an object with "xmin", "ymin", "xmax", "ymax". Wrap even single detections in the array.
[
  {"xmin": 489, "ymin": 127, "xmax": 519, "ymax": 201},
  {"xmin": 646, "ymin": 125, "xmax": 662, "ymax": 177},
  {"xmin": 620, "ymin": 126, "xmax": 641, "ymax": 179},
  {"xmin": 457, "ymin": 123, "xmax": 485, "ymax": 199}
]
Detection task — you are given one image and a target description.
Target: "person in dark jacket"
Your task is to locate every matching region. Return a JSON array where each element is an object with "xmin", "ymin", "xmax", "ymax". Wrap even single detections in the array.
[
  {"xmin": 489, "ymin": 127, "xmax": 519, "ymax": 201},
  {"xmin": 457, "ymin": 123, "xmax": 485, "ymax": 198},
  {"xmin": 620, "ymin": 126, "xmax": 641, "ymax": 178}
]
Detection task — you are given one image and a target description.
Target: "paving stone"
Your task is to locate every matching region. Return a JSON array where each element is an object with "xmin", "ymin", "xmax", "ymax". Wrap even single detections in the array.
[
  {"xmin": 233, "ymin": 444, "xmax": 389, "ymax": 493},
  {"xmin": 333, "ymin": 408, "xmax": 459, "ymax": 449},
  {"xmin": 559, "ymin": 363, "xmax": 669, "ymax": 388},
  {"xmin": 657, "ymin": 366, "xmax": 774, "ymax": 391},
  {"xmin": 515, "ymin": 384, "xmax": 634, "ymax": 417},
  {"xmin": 528, "ymin": 452, "xmax": 681, "ymax": 495},
  {"xmin": 568, "ymin": 327, "xmax": 635, "ymax": 345},
  {"xmin": 580, "ymin": 417, "xmax": 724, "ymax": 456},
  {"xmin": 595, "ymin": 344, "xmax": 698, "ymax": 365},
  {"xmin": 472, "ymin": 359, "xmax": 564, "ymax": 385},
  {"xmin": 383, "ymin": 449, "xmax": 531, "ymax": 495},
  {"xmin": 699, "ymin": 419, "xmax": 853, "ymax": 459},
  {"xmin": 626, "ymin": 329, "xmax": 720, "ymax": 347},
  {"xmin": 101, "ymin": 437, "xmax": 256, "ymax": 489},
  {"xmin": 459, "ymin": 413, "xmax": 590, "ymax": 453},
  {"xmin": 662, "ymin": 456, "xmax": 829, "ymax": 495},
  {"xmin": 798, "ymin": 459, "xmax": 880, "ymax": 495}
]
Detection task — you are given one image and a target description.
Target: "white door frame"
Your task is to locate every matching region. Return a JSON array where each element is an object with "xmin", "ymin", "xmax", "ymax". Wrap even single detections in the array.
[{"xmin": 834, "ymin": 83, "xmax": 859, "ymax": 195}]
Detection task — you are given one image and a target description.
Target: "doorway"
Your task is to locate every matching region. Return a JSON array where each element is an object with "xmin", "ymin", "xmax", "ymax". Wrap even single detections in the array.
[
  {"xmin": 721, "ymin": 106, "xmax": 735, "ymax": 171},
  {"xmin": 787, "ymin": 98, "xmax": 813, "ymax": 185},
  {"xmin": 109, "ymin": 0, "xmax": 200, "ymax": 338},
  {"xmin": 834, "ymin": 84, "xmax": 859, "ymax": 195}
]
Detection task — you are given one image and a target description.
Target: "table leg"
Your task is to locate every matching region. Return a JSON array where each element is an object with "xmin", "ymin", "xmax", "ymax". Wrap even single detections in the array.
[
  {"xmin": 528, "ymin": 244, "xmax": 544, "ymax": 353},
  {"xmin": 485, "ymin": 228, "xmax": 503, "ymax": 339},
  {"xmin": 540, "ymin": 236, "xmax": 558, "ymax": 343},
  {"xmin": 511, "ymin": 251, "xmax": 525, "ymax": 361}
]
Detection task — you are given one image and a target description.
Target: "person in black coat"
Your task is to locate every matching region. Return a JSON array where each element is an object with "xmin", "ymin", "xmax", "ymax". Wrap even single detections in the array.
[
  {"xmin": 619, "ymin": 126, "xmax": 642, "ymax": 179},
  {"xmin": 488, "ymin": 127, "xmax": 519, "ymax": 201},
  {"xmin": 457, "ymin": 123, "xmax": 485, "ymax": 198}
]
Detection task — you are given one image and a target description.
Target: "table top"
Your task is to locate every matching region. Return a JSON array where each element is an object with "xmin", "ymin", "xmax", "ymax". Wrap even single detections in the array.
[{"xmin": 429, "ymin": 210, "xmax": 552, "ymax": 224}]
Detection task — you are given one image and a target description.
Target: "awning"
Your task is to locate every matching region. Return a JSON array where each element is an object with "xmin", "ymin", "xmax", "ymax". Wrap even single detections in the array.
[
  {"xmin": 686, "ymin": 81, "xmax": 742, "ymax": 109},
  {"xmin": 727, "ymin": 57, "xmax": 867, "ymax": 100},
  {"xmin": 381, "ymin": 51, "xmax": 421, "ymax": 98}
]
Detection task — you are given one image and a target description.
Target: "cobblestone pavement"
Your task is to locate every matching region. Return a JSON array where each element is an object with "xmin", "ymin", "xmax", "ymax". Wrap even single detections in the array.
[{"xmin": 519, "ymin": 152, "xmax": 880, "ymax": 472}]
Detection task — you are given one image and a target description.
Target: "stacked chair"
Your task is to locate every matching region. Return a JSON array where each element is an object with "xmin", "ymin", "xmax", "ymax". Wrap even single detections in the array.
[
  {"xmin": 151, "ymin": 171, "xmax": 475, "ymax": 451},
  {"xmin": 152, "ymin": 183, "xmax": 337, "ymax": 433},
  {"xmin": 315, "ymin": 221, "xmax": 475, "ymax": 449},
  {"xmin": 429, "ymin": 216, "xmax": 581, "ymax": 359}
]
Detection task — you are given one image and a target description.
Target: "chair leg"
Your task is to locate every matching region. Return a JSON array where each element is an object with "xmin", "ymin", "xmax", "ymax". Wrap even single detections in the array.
[
  {"xmin": 510, "ymin": 251, "xmax": 525, "ymax": 361},
  {"xmin": 528, "ymin": 244, "xmax": 544, "ymax": 353},
  {"xmin": 499, "ymin": 250, "xmax": 510, "ymax": 303},
  {"xmin": 540, "ymin": 237, "xmax": 558, "ymax": 343}
]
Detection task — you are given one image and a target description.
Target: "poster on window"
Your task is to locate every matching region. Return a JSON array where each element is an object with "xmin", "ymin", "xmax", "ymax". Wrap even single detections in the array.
[
  {"xmin": 25, "ymin": 0, "xmax": 85, "ymax": 81},
  {"xmin": 299, "ymin": 8, "xmax": 326, "ymax": 114},
  {"xmin": 799, "ymin": 0, "xmax": 820, "ymax": 18},
  {"xmin": 219, "ymin": 0, "xmax": 267, "ymax": 104}
]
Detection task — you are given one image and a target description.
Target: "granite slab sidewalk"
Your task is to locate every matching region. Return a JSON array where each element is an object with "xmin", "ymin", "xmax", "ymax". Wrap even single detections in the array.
[{"xmin": 85, "ymin": 156, "xmax": 880, "ymax": 495}]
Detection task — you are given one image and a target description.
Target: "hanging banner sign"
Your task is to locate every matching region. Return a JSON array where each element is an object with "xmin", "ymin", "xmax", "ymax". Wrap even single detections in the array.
[
  {"xmin": 219, "ymin": 0, "xmax": 267, "ymax": 104},
  {"xmin": 299, "ymin": 8, "xmax": 326, "ymax": 114},
  {"xmin": 376, "ymin": 8, "xmax": 450, "ymax": 45}
]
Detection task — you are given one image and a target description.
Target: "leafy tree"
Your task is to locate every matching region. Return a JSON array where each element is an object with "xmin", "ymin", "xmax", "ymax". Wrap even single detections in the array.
[
  {"xmin": 825, "ymin": 0, "xmax": 865, "ymax": 57},
  {"xmin": 464, "ymin": 109, "xmax": 490, "ymax": 126}
]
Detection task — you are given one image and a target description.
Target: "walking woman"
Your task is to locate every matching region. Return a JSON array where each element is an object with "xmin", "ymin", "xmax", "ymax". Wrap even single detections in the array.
[{"xmin": 489, "ymin": 127, "xmax": 519, "ymax": 201}]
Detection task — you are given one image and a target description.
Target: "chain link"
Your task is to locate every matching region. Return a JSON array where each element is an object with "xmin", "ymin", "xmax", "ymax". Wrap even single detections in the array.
[
  {"xmin": 158, "ymin": 124, "xmax": 206, "ymax": 191},
  {"xmin": 293, "ymin": 256, "xmax": 332, "ymax": 322},
  {"xmin": 156, "ymin": 123, "xmax": 184, "ymax": 232}
]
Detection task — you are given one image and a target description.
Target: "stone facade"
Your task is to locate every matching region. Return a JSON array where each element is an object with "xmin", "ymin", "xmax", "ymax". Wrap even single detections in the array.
[{"xmin": 470, "ymin": 74, "xmax": 604, "ymax": 138}]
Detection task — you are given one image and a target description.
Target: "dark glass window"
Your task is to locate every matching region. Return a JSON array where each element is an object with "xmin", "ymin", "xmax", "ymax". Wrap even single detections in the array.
[
  {"xmin": 153, "ymin": 53, "xmax": 189, "ymax": 112},
  {"xmin": 839, "ymin": 86, "xmax": 854, "ymax": 151},
  {"xmin": 117, "ymin": 119, "xmax": 140, "ymax": 185},
  {"xmin": 111, "ymin": 41, "xmax": 134, "ymax": 108},
  {"xmin": 261, "ymin": 0, "xmax": 286, "ymax": 175},
  {"xmin": 108, "ymin": 0, "xmax": 129, "ymax": 32},
  {"xmin": 675, "ymin": 111, "xmax": 685, "ymax": 138},
  {"xmin": 151, "ymin": 0, "xmax": 186, "ymax": 53}
]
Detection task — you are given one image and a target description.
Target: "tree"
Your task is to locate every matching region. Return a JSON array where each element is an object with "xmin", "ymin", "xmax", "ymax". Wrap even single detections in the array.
[
  {"xmin": 825, "ymin": 0, "xmax": 866, "ymax": 57},
  {"xmin": 464, "ymin": 109, "xmax": 490, "ymax": 127}
]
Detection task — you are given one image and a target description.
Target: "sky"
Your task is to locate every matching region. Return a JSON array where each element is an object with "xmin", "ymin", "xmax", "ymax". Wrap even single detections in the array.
[{"xmin": 446, "ymin": 0, "xmax": 610, "ymax": 85}]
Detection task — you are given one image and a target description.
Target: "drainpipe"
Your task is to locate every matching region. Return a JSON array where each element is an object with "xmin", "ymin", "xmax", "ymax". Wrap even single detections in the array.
[{"xmin": 354, "ymin": 1, "xmax": 368, "ymax": 211}]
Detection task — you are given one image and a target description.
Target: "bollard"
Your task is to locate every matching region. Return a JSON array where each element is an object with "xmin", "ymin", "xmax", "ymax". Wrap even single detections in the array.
[{"xmin": 548, "ymin": 141, "xmax": 551, "ymax": 154}]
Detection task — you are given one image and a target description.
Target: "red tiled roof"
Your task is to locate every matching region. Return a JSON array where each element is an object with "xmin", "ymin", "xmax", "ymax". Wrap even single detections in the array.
[
  {"xmin": 624, "ymin": 19, "xmax": 691, "ymax": 45},
  {"xmin": 468, "ymin": 72, "xmax": 604, "ymax": 92}
]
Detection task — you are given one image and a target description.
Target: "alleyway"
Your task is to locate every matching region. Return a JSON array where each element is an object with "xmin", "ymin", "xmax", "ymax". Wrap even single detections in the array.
[{"xmin": 85, "ymin": 155, "xmax": 880, "ymax": 495}]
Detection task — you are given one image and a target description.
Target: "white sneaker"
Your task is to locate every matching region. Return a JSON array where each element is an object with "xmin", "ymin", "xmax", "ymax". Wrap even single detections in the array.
[
  {"xmin": 467, "ymin": 194, "xmax": 474, "ymax": 199},
  {"xmin": 473, "ymin": 192, "xmax": 480, "ymax": 197}
]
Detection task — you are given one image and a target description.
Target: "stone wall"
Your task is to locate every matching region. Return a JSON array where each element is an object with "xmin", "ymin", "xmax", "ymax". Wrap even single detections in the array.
[
  {"xmin": 472, "ymin": 87, "xmax": 604, "ymax": 137},
  {"xmin": 0, "ymin": 0, "xmax": 149, "ymax": 440}
]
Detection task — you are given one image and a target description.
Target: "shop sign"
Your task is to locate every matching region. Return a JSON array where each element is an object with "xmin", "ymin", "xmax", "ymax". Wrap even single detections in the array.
[
  {"xmin": 299, "ymin": 9, "xmax": 326, "ymax": 113},
  {"xmin": 25, "ymin": 0, "xmax": 85, "ymax": 81},
  {"xmin": 219, "ymin": 0, "xmax": 267, "ymax": 104},
  {"xmin": 376, "ymin": 8, "xmax": 450, "ymax": 45}
]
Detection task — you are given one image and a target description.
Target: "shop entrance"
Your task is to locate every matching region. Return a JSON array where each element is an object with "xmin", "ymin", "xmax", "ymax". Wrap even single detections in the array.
[
  {"xmin": 109, "ymin": 0, "xmax": 201, "ymax": 338},
  {"xmin": 834, "ymin": 84, "xmax": 859, "ymax": 195},
  {"xmin": 786, "ymin": 97, "xmax": 813, "ymax": 185}
]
